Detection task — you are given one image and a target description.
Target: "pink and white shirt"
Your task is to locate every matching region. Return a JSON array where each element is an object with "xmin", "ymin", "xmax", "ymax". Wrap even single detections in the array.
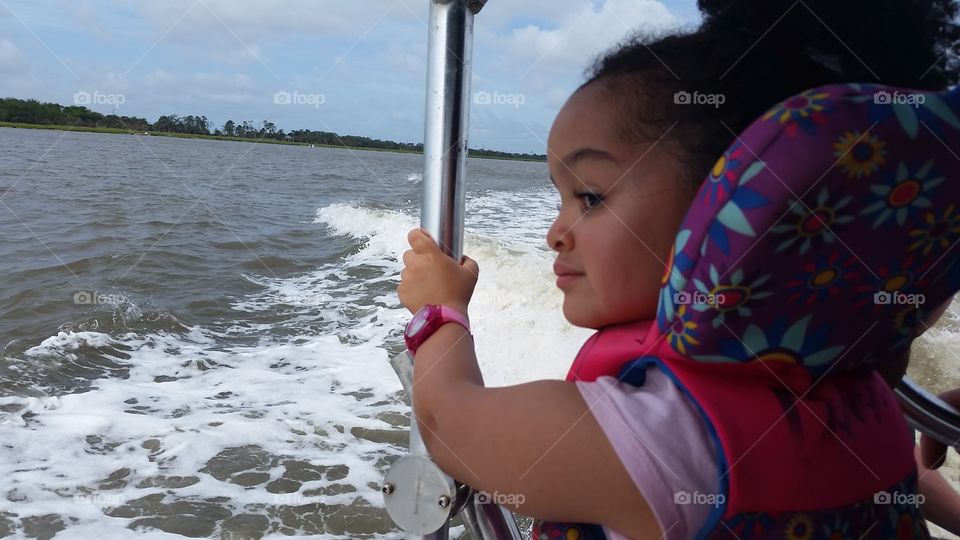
[{"xmin": 575, "ymin": 365, "xmax": 721, "ymax": 540}]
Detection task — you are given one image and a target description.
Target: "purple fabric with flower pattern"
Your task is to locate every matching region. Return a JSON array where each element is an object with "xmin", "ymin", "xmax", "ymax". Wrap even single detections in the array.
[{"xmin": 656, "ymin": 83, "xmax": 960, "ymax": 375}]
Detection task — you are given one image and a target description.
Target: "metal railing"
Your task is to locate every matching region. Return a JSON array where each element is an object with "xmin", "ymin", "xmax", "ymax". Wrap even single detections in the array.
[{"xmin": 897, "ymin": 376, "xmax": 960, "ymax": 447}]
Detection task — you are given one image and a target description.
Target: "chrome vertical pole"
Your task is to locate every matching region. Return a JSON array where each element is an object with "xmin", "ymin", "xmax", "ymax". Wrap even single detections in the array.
[
  {"xmin": 384, "ymin": 1, "xmax": 521, "ymax": 538},
  {"xmin": 421, "ymin": 0, "xmax": 475, "ymax": 258}
]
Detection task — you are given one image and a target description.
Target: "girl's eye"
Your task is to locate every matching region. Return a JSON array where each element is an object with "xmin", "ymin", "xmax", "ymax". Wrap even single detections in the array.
[{"xmin": 576, "ymin": 192, "xmax": 604, "ymax": 210}]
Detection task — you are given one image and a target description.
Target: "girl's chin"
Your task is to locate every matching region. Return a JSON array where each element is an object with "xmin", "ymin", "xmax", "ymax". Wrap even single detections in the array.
[
  {"xmin": 562, "ymin": 300, "xmax": 656, "ymax": 330},
  {"xmin": 561, "ymin": 302, "xmax": 606, "ymax": 330}
]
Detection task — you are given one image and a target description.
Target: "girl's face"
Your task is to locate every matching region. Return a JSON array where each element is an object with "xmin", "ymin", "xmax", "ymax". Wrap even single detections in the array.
[{"xmin": 546, "ymin": 82, "xmax": 694, "ymax": 329}]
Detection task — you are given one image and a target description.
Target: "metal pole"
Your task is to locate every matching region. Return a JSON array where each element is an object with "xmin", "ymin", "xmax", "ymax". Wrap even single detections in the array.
[
  {"xmin": 421, "ymin": 0, "xmax": 476, "ymax": 257},
  {"xmin": 385, "ymin": 1, "xmax": 521, "ymax": 538},
  {"xmin": 896, "ymin": 376, "xmax": 960, "ymax": 447},
  {"xmin": 413, "ymin": 0, "xmax": 474, "ymax": 534},
  {"xmin": 460, "ymin": 498, "xmax": 525, "ymax": 539}
]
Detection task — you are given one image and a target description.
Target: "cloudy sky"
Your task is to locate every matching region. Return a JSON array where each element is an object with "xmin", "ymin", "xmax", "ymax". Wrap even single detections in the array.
[{"xmin": 0, "ymin": 0, "xmax": 701, "ymax": 154}]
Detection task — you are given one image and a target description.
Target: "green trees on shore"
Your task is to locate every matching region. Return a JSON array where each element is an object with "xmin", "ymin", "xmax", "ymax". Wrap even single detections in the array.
[
  {"xmin": 0, "ymin": 97, "xmax": 151, "ymax": 131},
  {"xmin": 0, "ymin": 97, "xmax": 546, "ymax": 161},
  {"xmin": 154, "ymin": 114, "xmax": 212, "ymax": 135}
]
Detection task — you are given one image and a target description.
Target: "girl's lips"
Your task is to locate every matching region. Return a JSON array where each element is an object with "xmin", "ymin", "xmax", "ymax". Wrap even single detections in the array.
[
  {"xmin": 556, "ymin": 274, "xmax": 582, "ymax": 288},
  {"xmin": 553, "ymin": 262, "xmax": 584, "ymax": 288},
  {"xmin": 553, "ymin": 261, "xmax": 582, "ymax": 276}
]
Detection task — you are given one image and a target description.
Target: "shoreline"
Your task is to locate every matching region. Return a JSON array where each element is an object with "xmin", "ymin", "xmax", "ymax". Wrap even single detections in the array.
[{"xmin": 0, "ymin": 121, "xmax": 547, "ymax": 163}]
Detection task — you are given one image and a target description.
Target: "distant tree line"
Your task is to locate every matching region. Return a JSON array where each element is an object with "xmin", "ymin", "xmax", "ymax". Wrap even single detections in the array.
[
  {"xmin": 0, "ymin": 97, "xmax": 546, "ymax": 160},
  {"xmin": 0, "ymin": 97, "xmax": 151, "ymax": 132}
]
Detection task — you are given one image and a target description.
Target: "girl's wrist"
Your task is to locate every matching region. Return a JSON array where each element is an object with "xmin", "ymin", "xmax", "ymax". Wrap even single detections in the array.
[{"xmin": 405, "ymin": 304, "xmax": 472, "ymax": 355}]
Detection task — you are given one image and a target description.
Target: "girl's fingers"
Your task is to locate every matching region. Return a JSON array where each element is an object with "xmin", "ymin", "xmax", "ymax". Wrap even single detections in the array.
[
  {"xmin": 461, "ymin": 255, "xmax": 480, "ymax": 278},
  {"xmin": 406, "ymin": 228, "xmax": 422, "ymax": 250},
  {"xmin": 408, "ymin": 228, "xmax": 438, "ymax": 253}
]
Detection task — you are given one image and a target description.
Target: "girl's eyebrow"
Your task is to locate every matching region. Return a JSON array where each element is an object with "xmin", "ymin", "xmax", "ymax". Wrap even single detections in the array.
[
  {"xmin": 564, "ymin": 147, "xmax": 618, "ymax": 166},
  {"xmin": 550, "ymin": 148, "xmax": 618, "ymax": 187}
]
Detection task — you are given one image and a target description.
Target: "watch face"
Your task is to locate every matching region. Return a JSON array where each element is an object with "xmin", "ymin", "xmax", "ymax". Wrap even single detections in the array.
[
  {"xmin": 404, "ymin": 304, "xmax": 466, "ymax": 354},
  {"xmin": 407, "ymin": 312, "xmax": 428, "ymax": 336},
  {"xmin": 405, "ymin": 305, "xmax": 437, "ymax": 338}
]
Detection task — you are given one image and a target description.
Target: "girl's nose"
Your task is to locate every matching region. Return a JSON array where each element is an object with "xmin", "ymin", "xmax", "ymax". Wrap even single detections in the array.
[{"xmin": 547, "ymin": 211, "xmax": 572, "ymax": 252}]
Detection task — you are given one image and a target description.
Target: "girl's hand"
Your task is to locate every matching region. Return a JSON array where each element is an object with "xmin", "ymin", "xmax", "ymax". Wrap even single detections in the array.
[{"xmin": 398, "ymin": 228, "xmax": 479, "ymax": 315}]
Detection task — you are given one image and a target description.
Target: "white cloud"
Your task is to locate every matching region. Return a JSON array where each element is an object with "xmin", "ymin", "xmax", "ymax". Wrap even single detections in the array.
[
  {"xmin": 134, "ymin": 0, "xmax": 424, "ymax": 46},
  {"xmin": 465, "ymin": 0, "xmax": 688, "ymax": 151},
  {"xmin": 503, "ymin": 0, "xmax": 680, "ymax": 75},
  {"xmin": 0, "ymin": 39, "xmax": 24, "ymax": 73},
  {"xmin": 475, "ymin": 0, "xmax": 577, "ymax": 31},
  {"xmin": 143, "ymin": 69, "xmax": 255, "ymax": 103}
]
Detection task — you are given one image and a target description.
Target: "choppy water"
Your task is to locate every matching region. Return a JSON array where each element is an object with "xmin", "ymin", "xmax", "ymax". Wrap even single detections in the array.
[
  {"xmin": 0, "ymin": 127, "xmax": 957, "ymax": 539},
  {"xmin": 0, "ymin": 127, "xmax": 588, "ymax": 539}
]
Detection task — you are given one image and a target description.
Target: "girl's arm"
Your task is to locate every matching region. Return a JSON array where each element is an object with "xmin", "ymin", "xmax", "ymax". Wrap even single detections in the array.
[
  {"xmin": 398, "ymin": 229, "xmax": 662, "ymax": 539},
  {"xmin": 914, "ymin": 444, "xmax": 960, "ymax": 536},
  {"xmin": 413, "ymin": 323, "xmax": 661, "ymax": 538}
]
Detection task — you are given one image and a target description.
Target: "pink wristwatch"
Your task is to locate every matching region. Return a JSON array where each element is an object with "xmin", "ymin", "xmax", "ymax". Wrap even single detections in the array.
[{"xmin": 404, "ymin": 304, "xmax": 471, "ymax": 354}]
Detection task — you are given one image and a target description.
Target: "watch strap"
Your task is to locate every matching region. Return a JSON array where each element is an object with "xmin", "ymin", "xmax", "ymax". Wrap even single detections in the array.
[{"xmin": 437, "ymin": 305, "xmax": 470, "ymax": 332}]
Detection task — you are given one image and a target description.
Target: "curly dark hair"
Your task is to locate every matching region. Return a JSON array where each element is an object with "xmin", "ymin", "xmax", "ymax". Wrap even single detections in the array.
[{"xmin": 583, "ymin": 0, "xmax": 960, "ymax": 189}]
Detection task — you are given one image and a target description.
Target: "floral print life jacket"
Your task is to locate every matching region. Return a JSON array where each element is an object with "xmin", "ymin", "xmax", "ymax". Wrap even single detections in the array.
[{"xmin": 535, "ymin": 82, "xmax": 960, "ymax": 540}]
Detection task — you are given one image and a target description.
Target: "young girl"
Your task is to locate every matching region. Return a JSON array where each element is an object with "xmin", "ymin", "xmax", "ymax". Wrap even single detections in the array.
[{"xmin": 398, "ymin": 1, "xmax": 960, "ymax": 538}]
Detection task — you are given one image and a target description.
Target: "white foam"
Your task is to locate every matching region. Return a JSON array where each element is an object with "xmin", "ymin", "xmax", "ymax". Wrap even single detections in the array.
[
  {"xmin": 310, "ymin": 200, "xmax": 591, "ymax": 384},
  {"xmin": 1, "ymin": 328, "xmax": 406, "ymax": 536},
  {"xmin": 912, "ymin": 296, "xmax": 960, "ymax": 394},
  {"xmin": 314, "ymin": 203, "xmax": 417, "ymax": 269},
  {"xmin": 25, "ymin": 331, "xmax": 123, "ymax": 360},
  {"xmin": 910, "ymin": 297, "xmax": 960, "ymax": 529}
]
